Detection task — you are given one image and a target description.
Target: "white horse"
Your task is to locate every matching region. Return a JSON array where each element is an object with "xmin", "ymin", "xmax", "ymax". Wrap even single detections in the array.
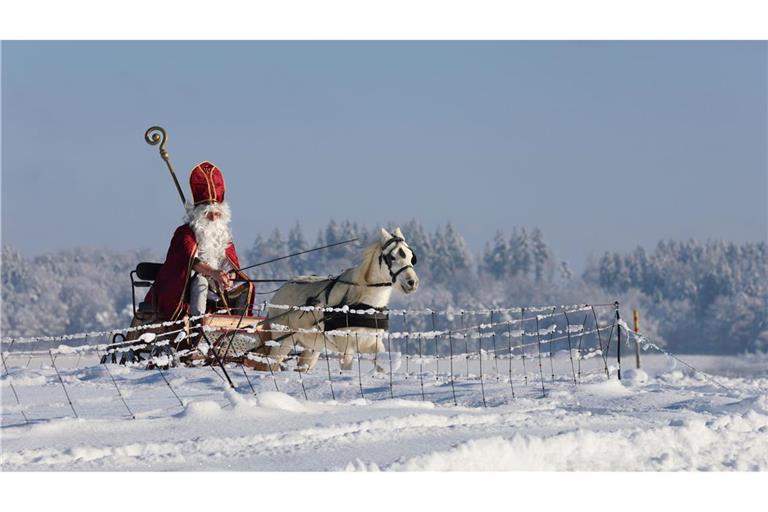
[{"xmin": 264, "ymin": 227, "xmax": 419, "ymax": 372}]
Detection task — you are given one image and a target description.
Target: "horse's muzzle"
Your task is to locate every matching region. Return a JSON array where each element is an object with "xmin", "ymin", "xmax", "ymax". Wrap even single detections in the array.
[{"xmin": 402, "ymin": 279, "xmax": 419, "ymax": 294}]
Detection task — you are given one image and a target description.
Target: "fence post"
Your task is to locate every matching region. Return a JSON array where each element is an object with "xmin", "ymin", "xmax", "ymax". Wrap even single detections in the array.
[
  {"xmin": 591, "ymin": 306, "xmax": 609, "ymax": 378},
  {"xmin": 1, "ymin": 339, "xmax": 30, "ymax": 424},
  {"xmin": 534, "ymin": 315, "xmax": 546, "ymax": 397},
  {"xmin": 615, "ymin": 301, "xmax": 621, "ymax": 380},
  {"xmin": 633, "ymin": 309, "xmax": 641, "ymax": 369}
]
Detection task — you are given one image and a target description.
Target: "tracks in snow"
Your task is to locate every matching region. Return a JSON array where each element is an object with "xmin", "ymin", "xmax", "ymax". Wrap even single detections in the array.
[{"xmin": 2, "ymin": 406, "xmax": 557, "ymax": 470}]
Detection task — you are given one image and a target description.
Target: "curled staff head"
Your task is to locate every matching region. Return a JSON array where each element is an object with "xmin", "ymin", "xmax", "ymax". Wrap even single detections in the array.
[{"xmin": 144, "ymin": 126, "xmax": 167, "ymax": 150}]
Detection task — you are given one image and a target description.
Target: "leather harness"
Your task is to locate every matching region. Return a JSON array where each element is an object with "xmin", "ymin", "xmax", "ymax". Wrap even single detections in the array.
[{"xmin": 323, "ymin": 303, "xmax": 390, "ymax": 331}]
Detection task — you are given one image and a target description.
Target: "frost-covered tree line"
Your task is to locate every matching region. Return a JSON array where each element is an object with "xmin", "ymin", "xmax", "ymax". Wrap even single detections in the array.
[
  {"xmin": 584, "ymin": 240, "xmax": 768, "ymax": 354},
  {"xmin": 2, "ymin": 222, "xmax": 766, "ymax": 354},
  {"xmin": 1, "ymin": 246, "xmax": 154, "ymax": 339}
]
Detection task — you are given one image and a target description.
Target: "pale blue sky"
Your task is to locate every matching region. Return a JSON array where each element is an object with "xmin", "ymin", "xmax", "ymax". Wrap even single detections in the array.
[{"xmin": 2, "ymin": 41, "xmax": 766, "ymax": 269}]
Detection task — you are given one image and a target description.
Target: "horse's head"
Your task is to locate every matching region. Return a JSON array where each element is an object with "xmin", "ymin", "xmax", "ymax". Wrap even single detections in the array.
[{"xmin": 378, "ymin": 227, "xmax": 420, "ymax": 294}]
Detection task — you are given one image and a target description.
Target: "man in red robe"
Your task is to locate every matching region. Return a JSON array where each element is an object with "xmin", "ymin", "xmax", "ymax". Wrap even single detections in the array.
[{"xmin": 144, "ymin": 161, "xmax": 254, "ymax": 321}]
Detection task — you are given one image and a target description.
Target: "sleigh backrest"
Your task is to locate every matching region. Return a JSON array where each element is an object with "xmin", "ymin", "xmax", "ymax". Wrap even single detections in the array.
[
  {"xmin": 131, "ymin": 262, "xmax": 163, "ymax": 317},
  {"xmin": 136, "ymin": 262, "xmax": 163, "ymax": 281}
]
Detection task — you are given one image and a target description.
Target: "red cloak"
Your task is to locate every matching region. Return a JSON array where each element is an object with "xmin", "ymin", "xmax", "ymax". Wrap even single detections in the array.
[{"xmin": 145, "ymin": 224, "xmax": 255, "ymax": 320}]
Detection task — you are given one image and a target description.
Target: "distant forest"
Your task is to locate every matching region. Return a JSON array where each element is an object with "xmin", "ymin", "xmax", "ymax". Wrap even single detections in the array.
[{"xmin": 2, "ymin": 219, "xmax": 766, "ymax": 354}]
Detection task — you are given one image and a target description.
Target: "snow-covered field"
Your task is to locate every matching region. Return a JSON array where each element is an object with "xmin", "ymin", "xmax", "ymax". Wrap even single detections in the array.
[{"xmin": 2, "ymin": 352, "xmax": 767, "ymax": 471}]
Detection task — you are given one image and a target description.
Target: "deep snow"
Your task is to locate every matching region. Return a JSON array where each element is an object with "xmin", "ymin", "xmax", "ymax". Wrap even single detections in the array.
[{"xmin": 2, "ymin": 353, "xmax": 767, "ymax": 471}]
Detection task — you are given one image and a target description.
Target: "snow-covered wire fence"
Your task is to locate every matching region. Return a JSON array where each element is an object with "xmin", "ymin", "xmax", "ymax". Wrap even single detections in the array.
[{"xmin": 1, "ymin": 302, "xmax": 634, "ymax": 424}]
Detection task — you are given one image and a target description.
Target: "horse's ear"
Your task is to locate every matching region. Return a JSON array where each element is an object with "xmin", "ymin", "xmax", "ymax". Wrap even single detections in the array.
[
  {"xmin": 379, "ymin": 227, "xmax": 392, "ymax": 242},
  {"xmin": 394, "ymin": 227, "xmax": 404, "ymax": 239}
]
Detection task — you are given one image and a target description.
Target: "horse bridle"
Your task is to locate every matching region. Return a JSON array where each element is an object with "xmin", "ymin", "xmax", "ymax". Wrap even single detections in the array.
[{"xmin": 379, "ymin": 236, "xmax": 418, "ymax": 283}]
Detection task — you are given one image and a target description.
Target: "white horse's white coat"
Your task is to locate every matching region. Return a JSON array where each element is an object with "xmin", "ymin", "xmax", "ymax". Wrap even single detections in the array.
[{"xmin": 266, "ymin": 227, "xmax": 419, "ymax": 371}]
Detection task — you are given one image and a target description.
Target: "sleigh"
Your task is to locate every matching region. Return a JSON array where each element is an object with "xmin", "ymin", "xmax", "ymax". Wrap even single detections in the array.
[{"xmin": 103, "ymin": 261, "xmax": 272, "ymax": 367}]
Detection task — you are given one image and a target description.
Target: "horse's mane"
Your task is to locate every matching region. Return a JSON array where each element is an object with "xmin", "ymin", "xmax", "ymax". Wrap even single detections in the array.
[{"xmin": 352, "ymin": 241, "xmax": 382, "ymax": 284}]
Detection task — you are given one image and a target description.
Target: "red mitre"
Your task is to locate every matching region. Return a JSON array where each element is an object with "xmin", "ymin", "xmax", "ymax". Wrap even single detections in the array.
[{"xmin": 189, "ymin": 161, "xmax": 225, "ymax": 205}]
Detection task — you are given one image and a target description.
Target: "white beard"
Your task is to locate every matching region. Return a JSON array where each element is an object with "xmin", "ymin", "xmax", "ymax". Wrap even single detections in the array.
[{"xmin": 187, "ymin": 203, "xmax": 232, "ymax": 269}]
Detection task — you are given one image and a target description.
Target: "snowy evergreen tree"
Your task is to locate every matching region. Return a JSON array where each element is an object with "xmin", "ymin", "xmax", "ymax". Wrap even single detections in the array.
[
  {"xmin": 530, "ymin": 227, "xmax": 551, "ymax": 283},
  {"xmin": 324, "ymin": 219, "xmax": 345, "ymax": 259},
  {"xmin": 401, "ymin": 219, "xmax": 432, "ymax": 280},
  {"xmin": 430, "ymin": 223, "xmax": 473, "ymax": 284},
  {"xmin": 265, "ymin": 229, "xmax": 291, "ymax": 278},
  {"xmin": 245, "ymin": 234, "xmax": 268, "ymax": 278},
  {"xmin": 509, "ymin": 227, "xmax": 532, "ymax": 277},
  {"xmin": 559, "ymin": 261, "xmax": 573, "ymax": 281},
  {"xmin": 338, "ymin": 220, "xmax": 362, "ymax": 262},
  {"xmin": 287, "ymin": 222, "xmax": 308, "ymax": 275},
  {"xmin": 483, "ymin": 230, "xmax": 510, "ymax": 278},
  {"xmin": 305, "ymin": 230, "xmax": 327, "ymax": 272}
]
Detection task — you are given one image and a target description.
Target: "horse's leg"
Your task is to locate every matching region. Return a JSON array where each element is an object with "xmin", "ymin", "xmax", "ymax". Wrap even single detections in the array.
[
  {"xmin": 262, "ymin": 308, "xmax": 311, "ymax": 371},
  {"xmin": 350, "ymin": 332, "xmax": 387, "ymax": 373},
  {"xmin": 266, "ymin": 333, "xmax": 294, "ymax": 370},
  {"xmin": 372, "ymin": 336, "xmax": 389, "ymax": 373},
  {"xmin": 297, "ymin": 347, "xmax": 320, "ymax": 371},
  {"xmin": 338, "ymin": 334, "xmax": 355, "ymax": 371},
  {"xmin": 293, "ymin": 333, "xmax": 319, "ymax": 371},
  {"xmin": 339, "ymin": 351, "xmax": 354, "ymax": 371}
]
